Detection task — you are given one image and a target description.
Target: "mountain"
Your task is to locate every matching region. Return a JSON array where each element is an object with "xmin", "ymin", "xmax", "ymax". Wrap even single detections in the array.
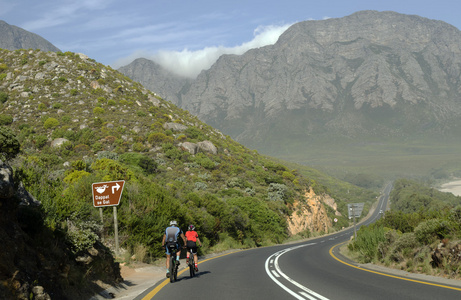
[
  {"xmin": 0, "ymin": 20, "xmax": 60, "ymax": 52},
  {"xmin": 118, "ymin": 57, "xmax": 191, "ymax": 105},
  {"xmin": 119, "ymin": 11, "xmax": 461, "ymax": 179},
  {"xmin": 0, "ymin": 48, "xmax": 377, "ymax": 298}
]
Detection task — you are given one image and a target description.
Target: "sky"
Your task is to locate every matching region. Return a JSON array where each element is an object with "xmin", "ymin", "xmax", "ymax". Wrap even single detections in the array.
[{"xmin": 1, "ymin": 0, "xmax": 460, "ymax": 78}]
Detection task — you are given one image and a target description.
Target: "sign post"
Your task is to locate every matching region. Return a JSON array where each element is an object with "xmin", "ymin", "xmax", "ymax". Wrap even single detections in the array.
[
  {"xmin": 348, "ymin": 203, "xmax": 364, "ymax": 239},
  {"xmin": 92, "ymin": 180, "xmax": 125, "ymax": 256}
]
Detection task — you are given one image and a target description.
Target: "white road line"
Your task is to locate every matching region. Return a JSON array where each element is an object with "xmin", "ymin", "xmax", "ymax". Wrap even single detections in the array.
[
  {"xmin": 265, "ymin": 243, "xmax": 330, "ymax": 300},
  {"xmin": 300, "ymin": 291, "xmax": 319, "ymax": 300},
  {"xmin": 271, "ymin": 270, "xmax": 281, "ymax": 277}
]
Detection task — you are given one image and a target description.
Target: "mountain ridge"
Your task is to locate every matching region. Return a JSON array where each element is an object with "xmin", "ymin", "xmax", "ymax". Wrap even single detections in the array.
[
  {"xmin": 119, "ymin": 10, "xmax": 461, "ymax": 178},
  {"xmin": 0, "ymin": 20, "xmax": 60, "ymax": 52}
]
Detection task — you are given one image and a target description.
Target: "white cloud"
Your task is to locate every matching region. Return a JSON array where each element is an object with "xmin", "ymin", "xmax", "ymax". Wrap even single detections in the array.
[{"xmin": 114, "ymin": 23, "xmax": 291, "ymax": 78}]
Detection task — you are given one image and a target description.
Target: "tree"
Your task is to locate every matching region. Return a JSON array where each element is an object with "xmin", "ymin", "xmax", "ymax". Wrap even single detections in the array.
[{"xmin": 0, "ymin": 126, "xmax": 20, "ymax": 159}]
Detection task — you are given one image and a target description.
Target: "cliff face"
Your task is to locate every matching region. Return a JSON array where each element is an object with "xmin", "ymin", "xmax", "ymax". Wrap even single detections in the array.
[
  {"xmin": 287, "ymin": 189, "xmax": 337, "ymax": 236},
  {"xmin": 119, "ymin": 11, "xmax": 461, "ymax": 173}
]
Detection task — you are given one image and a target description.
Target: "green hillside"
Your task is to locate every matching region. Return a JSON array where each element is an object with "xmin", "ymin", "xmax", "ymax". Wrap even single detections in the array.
[{"xmin": 0, "ymin": 48, "xmax": 379, "ymax": 297}]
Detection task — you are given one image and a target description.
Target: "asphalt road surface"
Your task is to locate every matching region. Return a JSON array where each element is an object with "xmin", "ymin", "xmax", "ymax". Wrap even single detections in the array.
[{"xmin": 139, "ymin": 183, "xmax": 461, "ymax": 299}]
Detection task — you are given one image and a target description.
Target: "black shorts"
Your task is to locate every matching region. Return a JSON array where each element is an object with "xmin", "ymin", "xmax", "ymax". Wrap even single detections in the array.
[{"xmin": 186, "ymin": 241, "xmax": 197, "ymax": 254}]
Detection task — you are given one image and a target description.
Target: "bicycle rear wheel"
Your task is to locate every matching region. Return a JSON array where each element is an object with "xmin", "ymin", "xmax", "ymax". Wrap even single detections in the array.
[{"xmin": 169, "ymin": 256, "xmax": 175, "ymax": 283}]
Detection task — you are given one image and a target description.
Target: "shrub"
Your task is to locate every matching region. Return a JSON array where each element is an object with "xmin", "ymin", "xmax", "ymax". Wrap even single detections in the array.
[
  {"xmin": 0, "ymin": 126, "xmax": 20, "ymax": 159},
  {"xmin": 267, "ymin": 183, "xmax": 287, "ymax": 201},
  {"xmin": 0, "ymin": 114, "xmax": 13, "ymax": 125},
  {"xmin": 70, "ymin": 89, "xmax": 78, "ymax": 96},
  {"xmin": 74, "ymin": 144, "xmax": 91, "ymax": 153},
  {"xmin": 91, "ymin": 158, "xmax": 134, "ymax": 181},
  {"xmin": 64, "ymin": 170, "xmax": 91, "ymax": 184},
  {"xmin": 92, "ymin": 142, "xmax": 103, "ymax": 152},
  {"xmin": 414, "ymin": 219, "xmax": 450, "ymax": 244},
  {"xmin": 93, "ymin": 107, "xmax": 105, "ymax": 115},
  {"xmin": 185, "ymin": 127, "xmax": 204, "ymax": 140},
  {"xmin": 66, "ymin": 219, "xmax": 101, "ymax": 254},
  {"xmin": 348, "ymin": 224, "xmax": 386, "ymax": 263},
  {"xmin": 62, "ymin": 115, "xmax": 71, "ymax": 123},
  {"xmin": 148, "ymin": 132, "xmax": 172, "ymax": 144},
  {"xmin": 44, "ymin": 117, "xmax": 59, "ymax": 129},
  {"xmin": 35, "ymin": 135, "xmax": 48, "ymax": 149},
  {"xmin": 0, "ymin": 91, "xmax": 8, "ymax": 103},
  {"xmin": 52, "ymin": 103, "xmax": 62, "ymax": 109}
]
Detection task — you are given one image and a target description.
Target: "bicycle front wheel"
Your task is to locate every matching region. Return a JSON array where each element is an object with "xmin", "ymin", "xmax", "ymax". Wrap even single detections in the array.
[{"xmin": 189, "ymin": 257, "xmax": 195, "ymax": 278}]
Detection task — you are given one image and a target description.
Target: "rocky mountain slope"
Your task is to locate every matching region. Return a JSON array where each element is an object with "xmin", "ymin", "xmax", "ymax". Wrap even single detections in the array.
[
  {"xmin": 119, "ymin": 11, "xmax": 461, "ymax": 177},
  {"xmin": 0, "ymin": 20, "xmax": 60, "ymax": 52}
]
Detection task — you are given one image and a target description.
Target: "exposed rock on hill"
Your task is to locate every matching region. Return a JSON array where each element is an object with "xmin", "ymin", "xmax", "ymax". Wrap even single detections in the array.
[
  {"xmin": 287, "ymin": 189, "xmax": 336, "ymax": 235},
  {"xmin": 0, "ymin": 20, "xmax": 60, "ymax": 52}
]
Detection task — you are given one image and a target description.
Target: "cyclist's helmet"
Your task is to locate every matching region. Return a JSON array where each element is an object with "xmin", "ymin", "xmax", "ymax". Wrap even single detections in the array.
[
  {"xmin": 170, "ymin": 220, "xmax": 178, "ymax": 226},
  {"xmin": 188, "ymin": 225, "xmax": 195, "ymax": 231}
]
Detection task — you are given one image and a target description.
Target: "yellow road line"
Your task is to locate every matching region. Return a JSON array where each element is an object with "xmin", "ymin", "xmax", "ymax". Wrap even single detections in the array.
[
  {"xmin": 142, "ymin": 250, "xmax": 245, "ymax": 299},
  {"xmin": 329, "ymin": 242, "xmax": 461, "ymax": 292}
]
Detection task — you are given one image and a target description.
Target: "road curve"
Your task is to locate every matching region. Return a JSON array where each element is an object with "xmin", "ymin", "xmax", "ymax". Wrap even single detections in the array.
[{"xmin": 140, "ymin": 183, "xmax": 461, "ymax": 299}]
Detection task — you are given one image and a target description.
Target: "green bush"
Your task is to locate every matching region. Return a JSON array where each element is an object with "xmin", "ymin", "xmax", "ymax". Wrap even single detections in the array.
[
  {"xmin": 348, "ymin": 224, "xmax": 386, "ymax": 263},
  {"xmin": 44, "ymin": 117, "xmax": 59, "ymax": 129},
  {"xmin": 0, "ymin": 114, "xmax": 13, "ymax": 125},
  {"xmin": 91, "ymin": 158, "xmax": 134, "ymax": 181},
  {"xmin": 0, "ymin": 91, "xmax": 8, "ymax": 103},
  {"xmin": 66, "ymin": 220, "xmax": 101, "ymax": 254},
  {"xmin": 414, "ymin": 219, "xmax": 450, "ymax": 244},
  {"xmin": 35, "ymin": 135, "xmax": 48, "ymax": 149},
  {"xmin": 148, "ymin": 132, "xmax": 172, "ymax": 144},
  {"xmin": 0, "ymin": 126, "xmax": 20, "ymax": 159},
  {"xmin": 64, "ymin": 170, "xmax": 91, "ymax": 184},
  {"xmin": 93, "ymin": 107, "xmax": 105, "ymax": 115}
]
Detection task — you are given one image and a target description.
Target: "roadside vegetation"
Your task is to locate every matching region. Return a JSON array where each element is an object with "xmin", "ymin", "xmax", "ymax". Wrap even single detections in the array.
[{"xmin": 347, "ymin": 179, "xmax": 461, "ymax": 279}]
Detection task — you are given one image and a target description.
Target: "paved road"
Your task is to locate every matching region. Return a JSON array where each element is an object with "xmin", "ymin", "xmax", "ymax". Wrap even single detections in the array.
[{"xmin": 139, "ymin": 183, "xmax": 461, "ymax": 299}]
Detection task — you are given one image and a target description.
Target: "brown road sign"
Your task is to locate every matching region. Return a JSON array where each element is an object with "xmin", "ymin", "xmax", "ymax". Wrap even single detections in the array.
[{"xmin": 92, "ymin": 180, "xmax": 125, "ymax": 207}]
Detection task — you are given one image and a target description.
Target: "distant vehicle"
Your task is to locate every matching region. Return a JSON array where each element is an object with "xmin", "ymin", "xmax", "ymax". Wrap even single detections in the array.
[{"xmin": 379, "ymin": 210, "xmax": 383, "ymax": 214}]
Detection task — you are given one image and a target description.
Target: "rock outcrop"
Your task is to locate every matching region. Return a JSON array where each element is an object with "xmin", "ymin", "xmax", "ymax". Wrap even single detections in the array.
[{"xmin": 287, "ymin": 189, "xmax": 335, "ymax": 235}]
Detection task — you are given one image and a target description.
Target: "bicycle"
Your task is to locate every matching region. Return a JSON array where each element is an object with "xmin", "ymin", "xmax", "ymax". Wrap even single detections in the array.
[
  {"xmin": 166, "ymin": 243, "xmax": 180, "ymax": 283},
  {"xmin": 187, "ymin": 248, "xmax": 196, "ymax": 278}
]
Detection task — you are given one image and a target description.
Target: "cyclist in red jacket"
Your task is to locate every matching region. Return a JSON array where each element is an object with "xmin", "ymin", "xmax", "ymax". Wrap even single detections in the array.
[{"xmin": 185, "ymin": 224, "xmax": 202, "ymax": 271}]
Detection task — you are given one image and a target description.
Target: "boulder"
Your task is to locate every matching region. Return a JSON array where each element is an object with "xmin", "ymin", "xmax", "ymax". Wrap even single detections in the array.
[
  {"xmin": 51, "ymin": 138, "xmax": 69, "ymax": 148},
  {"xmin": 180, "ymin": 142, "xmax": 198, "ymax": 154},
  {"xmin": 163, "ymin": 122, "xmax": 188, "ymax": 132},
  {"xmin": 17, "ymin": 182, "xmax": 41, "ymax": 206},
  {"xmin": 197, "ymin": 140, "xmax": 217, "ymax": 155}
]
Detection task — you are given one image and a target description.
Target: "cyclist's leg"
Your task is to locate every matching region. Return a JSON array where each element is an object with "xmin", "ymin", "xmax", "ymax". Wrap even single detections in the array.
[
  {"xmin": 175, "ymin": 243, "xmax": 180, "ymax": 263},
  {"xmin": 165, "ymin": 247, "xmax": 171, "ymax": 277}
]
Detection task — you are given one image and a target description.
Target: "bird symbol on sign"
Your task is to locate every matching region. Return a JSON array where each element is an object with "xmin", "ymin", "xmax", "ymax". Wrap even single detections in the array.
[{"xmin": 95, "ymin": 185, "xmax": 108, "ymax": 194}]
